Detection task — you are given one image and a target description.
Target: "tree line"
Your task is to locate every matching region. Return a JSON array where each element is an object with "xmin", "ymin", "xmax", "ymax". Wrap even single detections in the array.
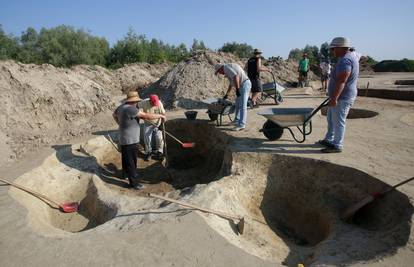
[
  {"xmin": 3, "ymin": 24, "xmax": 403, "ymax": 71},
  {"xmin": 0, "ymin": 24, "xmax": 261, "ymax": 69},
  {"xmin": 0, "ymin": 25, "xmax": 212, "ymax": 68}
]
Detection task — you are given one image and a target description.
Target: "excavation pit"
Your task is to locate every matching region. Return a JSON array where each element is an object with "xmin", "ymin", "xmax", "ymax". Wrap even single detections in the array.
[
  {"xmin": 321, "ymin": 107, "xmax": 379, "ymax": 119},
  {"xmin": 202, "ymin": 153, "xmax": 414, "ymax": 265},
  {"xmin": 48, "ymin": 181, "xmax": 117, "ymax": 233},
  {"xmin": 95, "ymin": 119, "xmax": 229, "ymax": 193}
]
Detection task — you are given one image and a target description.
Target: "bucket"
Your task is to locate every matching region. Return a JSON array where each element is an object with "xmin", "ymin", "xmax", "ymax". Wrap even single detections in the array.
[{"xmin": 185, "ymin": 111, "xmax": 198, "ymax": 120}]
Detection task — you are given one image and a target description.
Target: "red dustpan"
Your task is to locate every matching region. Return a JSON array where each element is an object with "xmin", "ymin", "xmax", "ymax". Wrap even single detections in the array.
[{"xmin": 0, "ymin": 178, "xmax": 79, "ymax": 213}]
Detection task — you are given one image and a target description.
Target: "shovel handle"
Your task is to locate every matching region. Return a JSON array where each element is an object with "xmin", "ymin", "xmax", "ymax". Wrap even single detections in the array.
[
  {"xmin": 0, "ymin": 178, "xmax": 61, "ymax": 208},
  {"xmin": 148, "ymin": 193, "xmax": 241, "ymax": 221},
  {"xmin": 148, "ymin": 121, "xmax": 185, "ymax": 146},
  {"xmin": 381, "ymin": 176, "xmax": 414, "ymax": 195}
]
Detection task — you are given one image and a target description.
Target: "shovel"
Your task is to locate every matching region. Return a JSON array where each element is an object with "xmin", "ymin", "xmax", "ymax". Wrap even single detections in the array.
[
  {"xmin": 342, "ymin": 176, "xmax": 414, "ymax": 221},
  {"xmin": 148, "ymin": 193, "xmax": 245, "ymax": 235},
  {"xmin": 149, "ymin": 122, "xmax": 195, "ymax": 148},
  {"xmin": 0, "ymin": 178, "xmax": 79, "ymax": 213}
]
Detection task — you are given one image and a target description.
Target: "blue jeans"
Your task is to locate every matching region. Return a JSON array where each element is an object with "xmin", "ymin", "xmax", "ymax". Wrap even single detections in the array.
[
  {"xmin": 235, "ymin": 80, "xmax": 252, "ymax": 128},
  {"xmin": 324, "ymin": 100, "xmax": 353, "ymax": 149}
]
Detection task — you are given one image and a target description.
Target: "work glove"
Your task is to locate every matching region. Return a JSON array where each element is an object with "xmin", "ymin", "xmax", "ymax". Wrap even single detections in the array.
[{"xmin": 236, "ymin": 89, "xmax": 241, "ymax": 97}]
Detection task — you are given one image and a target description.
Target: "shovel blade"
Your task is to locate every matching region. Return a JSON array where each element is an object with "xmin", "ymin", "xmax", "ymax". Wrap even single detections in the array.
[
  {"xmin": 60, "ymin": 202, "xmax": 79, "ymax": 213},
  {"xmin": 182, "ymin": 143, "xmax": 195, "ymax": 148}
]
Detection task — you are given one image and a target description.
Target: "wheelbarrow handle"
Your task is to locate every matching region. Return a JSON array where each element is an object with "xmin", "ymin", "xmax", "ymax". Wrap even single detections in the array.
[{"xmin": 304, "ymin": 98, "xmax": 330, "ymax": 124}]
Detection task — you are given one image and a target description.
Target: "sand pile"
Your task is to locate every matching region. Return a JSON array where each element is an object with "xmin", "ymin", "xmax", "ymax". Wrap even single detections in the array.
[
  {"xmin": 0, "ymin": 60, "xmax": 170, "ymax": 166},
  {"xmin": 141, "ymin": 51, "xmax": 313, "ymax": 109}
]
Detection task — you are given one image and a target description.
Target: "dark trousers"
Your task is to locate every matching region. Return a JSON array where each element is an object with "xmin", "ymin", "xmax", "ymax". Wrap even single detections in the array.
[{"xmin": 121, "ymin": 143, "xmax": 139, "ymax": 186}]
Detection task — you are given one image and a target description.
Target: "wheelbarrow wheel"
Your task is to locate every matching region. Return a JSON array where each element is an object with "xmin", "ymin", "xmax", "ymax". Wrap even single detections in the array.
[
  {"xmin": 208, "ymin": 112, "xmax": 218, "ymax": 121},
  {"xmin": 262, "ymin": 120, "xmax": 284, "ymax": 141}
]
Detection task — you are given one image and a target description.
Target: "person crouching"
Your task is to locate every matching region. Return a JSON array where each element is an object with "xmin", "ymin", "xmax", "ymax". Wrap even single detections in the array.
[{"xmin": 138, "ymin": 94, "xmax": 166, "ymax": 161}]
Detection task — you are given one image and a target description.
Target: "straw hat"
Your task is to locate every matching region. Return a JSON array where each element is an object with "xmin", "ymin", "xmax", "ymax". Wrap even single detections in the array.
[
  {"xmin": 329, "ymin": 37, "xmax": 351, "ymax": 48},
  {"xmin": 125, "ymin": 91, "xmax": 141, "ymax": 103}
]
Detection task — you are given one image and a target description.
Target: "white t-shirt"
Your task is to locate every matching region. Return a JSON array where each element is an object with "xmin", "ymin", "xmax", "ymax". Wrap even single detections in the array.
[
  {"xmin": 320, "ymin": 62, "xmax": 331, "ymax": 75},
  {"xmin": 223, "ymin": 63, "xmax": 249, "ymax": 87}
]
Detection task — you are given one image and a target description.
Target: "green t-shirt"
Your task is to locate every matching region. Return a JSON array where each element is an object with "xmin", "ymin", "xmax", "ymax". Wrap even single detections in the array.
[{"xmin": 299, "ymin": 58, "xmax": 309, "ymax": 72}]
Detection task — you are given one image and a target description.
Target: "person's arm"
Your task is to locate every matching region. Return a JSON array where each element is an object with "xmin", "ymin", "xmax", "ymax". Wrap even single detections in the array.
[
  {"xmin": 257, "ymin": 58, "xmax": 271, "ymax": 72},
  {"xmin": 328, "ymin": 71, "xmax": 351, "ymax": 106},
  {"xmin": 138, "ymin": 111, "xmax": 166, "ymax": 122},
  {"xmin": 224, "ymin": 84, "xmax": 233, "ymax": 99},
  {"xmin": 112, "ymin": 108, "xmax": 119, "ymax": 125},
  {"xmin": 233, "ymin": 74, "xmax": 240, "ymax": 90}
]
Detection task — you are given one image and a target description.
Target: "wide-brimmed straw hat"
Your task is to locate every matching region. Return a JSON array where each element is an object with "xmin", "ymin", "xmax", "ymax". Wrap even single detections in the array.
[
  {"xmin": 329, "ymin": 37, "xmax": 351, "ymax": 48},
  {"xmin": 125, "ymin": 91, "xmax": 141, "ymax": 103}
]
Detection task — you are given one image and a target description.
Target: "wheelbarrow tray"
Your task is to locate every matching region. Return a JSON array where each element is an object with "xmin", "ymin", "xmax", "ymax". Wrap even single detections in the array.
[
  {"xmin": 203, "ymin": 98, "xmax": 235, "ymax": 126},
  {"xmin": 258, "ymin": 108, "xmax": 314, "ymax": 127}
]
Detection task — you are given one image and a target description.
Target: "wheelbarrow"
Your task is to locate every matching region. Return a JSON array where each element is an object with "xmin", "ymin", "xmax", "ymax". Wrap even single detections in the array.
[
  {"xmin": 203, "ymin": 98, "xmax": 235, "ymax": 126},
  {"xmin": 258, "ymin": 98, "xmax": 329, "ymax": 143},
  {"xmin": 257, "ymin": 72, "xmax": 285, "ymax": 105}
]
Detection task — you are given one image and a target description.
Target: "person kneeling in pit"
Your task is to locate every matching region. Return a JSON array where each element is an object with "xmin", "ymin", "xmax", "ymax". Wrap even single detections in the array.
[{"xmin": 138, "ymin": 94, "xmax": 166, "ymax": 161}]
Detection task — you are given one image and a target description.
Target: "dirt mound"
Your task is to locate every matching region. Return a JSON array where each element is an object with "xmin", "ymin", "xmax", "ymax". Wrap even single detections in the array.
[
  {"xmin": 0, "ymin": 60, "xmax": 170, "ymax": 166},
  {"xmin": 114, "ymin": 62, "xmax": 172, "ymax": 93},
  {"xmin": 141, "ymin": 51, "xmax": 313, "ymax": 109},
  {"xmin": 359, "ymin": 57, "xmax": 375, "ymax": 75}
]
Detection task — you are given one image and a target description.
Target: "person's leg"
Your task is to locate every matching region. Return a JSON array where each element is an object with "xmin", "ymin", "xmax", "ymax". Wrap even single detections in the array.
[
  {"xmin": 234, "ymin": 95, "xmax": 241, "ymax": 123},
  {"xmin": 124, "ymin": 144, "xmax": 143, "ymax": 188},
  {"xmin": 121, "ymin": 145, "xmax": 127, "ymax": 179},
  {"xmin": 154, "ymin": 128, "xmax": 164, "ymax": 154},
  {"xmin": 324, "ymin": 106, "xmax": 334, "ymax": 143},
  {"xmin": 143, "ymin": 123, "xmax": 153, "ymax": 155},
  {"xmin": 331, "ymin": 100, "xmax": 352, "ymax": 149},
  {"xmin": 237, "ymin": 80, "xmax": 252, "ymax": 128}
]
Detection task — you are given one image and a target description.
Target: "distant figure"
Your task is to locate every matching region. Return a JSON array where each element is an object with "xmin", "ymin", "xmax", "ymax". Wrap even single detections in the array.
[
  {"xmin": 215, "ymin": 63, "xmax": 252, "ymax": 131},
  {"xmin": 319, "ymin": 60, "xmax": 331, "ymax": 92},
  {"xmin": 298, "ymin": 53, "xmax": 310, "ymax": 87},
  {"xmin": 138, "ymin": 94, "xmax": 166, "ymax": 161},
  {"xmin": 318, "ymin": 37, "xmax": 359, "ymax": 153},
  {"xmin": 113, "ymin": 91, "xmax": 166, "ymax": 189},
  {"xmin": 246, "ymin": 49, "xmax": 272, "ymax": 107}
]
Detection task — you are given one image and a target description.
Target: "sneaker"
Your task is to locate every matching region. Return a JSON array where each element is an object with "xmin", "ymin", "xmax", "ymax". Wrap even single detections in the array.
[
  {"xmin": 144, "ymin": 153, "xmax": 151, "ymax": 161},
  {"xmin": 131, "ymin": 183, "xmax": 145, "ymax": 190},
  {"xmin": 318, "ymin": 139, "xmax": 335, "ymax": 148},
  {"xmin": 321, "ymin": 147, "xmax": 342, "ymax": 153},
  {"xmin": 232, "ymin": 126, "xmax": 245, "ymax": 131}
]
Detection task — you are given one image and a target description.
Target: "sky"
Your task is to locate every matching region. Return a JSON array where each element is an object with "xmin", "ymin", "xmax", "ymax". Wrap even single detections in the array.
[{"xmin": 1, "ymin": 0, "xmax": 413, "ymax": 61}]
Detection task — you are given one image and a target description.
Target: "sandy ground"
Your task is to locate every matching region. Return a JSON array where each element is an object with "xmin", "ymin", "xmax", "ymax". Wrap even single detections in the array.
[{"xmin": 1, "ymin": 73, "xmax": 414, "ymax": 266}]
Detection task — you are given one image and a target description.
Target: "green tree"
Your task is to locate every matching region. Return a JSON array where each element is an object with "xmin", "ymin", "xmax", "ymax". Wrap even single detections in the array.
[
  {"xmin": 191, "ymin": 39, "xmax": 207, "ymax": 52},
  {"xmin": 219, "ymin": 42, "xmax": 254, "ymax": 58},
  {"xmin": 288, "ymin": 48, "xmax": 302, "ymax": 61},
  {"xmin": 18, "ymin": 27, "xmax": 41, "ymax": 63},
  {"xmin": 0, "ymin": 25, "xmax": 20, "ymax": 60},
  {"xmin": 319, "ymin": 42, "xmax": 330, "ymax": 61},
  {"xmin": 36, "ymin": 25, "xmax": 109, "ymax": 67}
]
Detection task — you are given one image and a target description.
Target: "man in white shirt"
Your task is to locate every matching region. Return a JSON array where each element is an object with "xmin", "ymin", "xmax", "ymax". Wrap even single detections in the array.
[
  {"xmin": 319, "ymin": 60, "xmax": 331, "ymax": 92},
  {"xmin": 138, "ymin": 94, "xmax": 166, "ymax": 161},
  {"xmin": 215, "ymin": 63, "xmax": 252, "ymax": 131}
]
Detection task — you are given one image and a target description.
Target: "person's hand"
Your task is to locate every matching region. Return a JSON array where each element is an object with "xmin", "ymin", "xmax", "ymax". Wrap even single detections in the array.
[
  {"xmin": 327, "ymin": 98, "xmax": 337, "ymax": 107},
  {"xmin": 160, "ymin": 115, "xmax": 167, "ymax": 122}
]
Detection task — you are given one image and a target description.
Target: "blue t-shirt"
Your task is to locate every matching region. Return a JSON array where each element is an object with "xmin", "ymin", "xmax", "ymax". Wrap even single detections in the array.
[{"xmin": 328, "ymin": 52, "xmax": 359, "ymax": 102}]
